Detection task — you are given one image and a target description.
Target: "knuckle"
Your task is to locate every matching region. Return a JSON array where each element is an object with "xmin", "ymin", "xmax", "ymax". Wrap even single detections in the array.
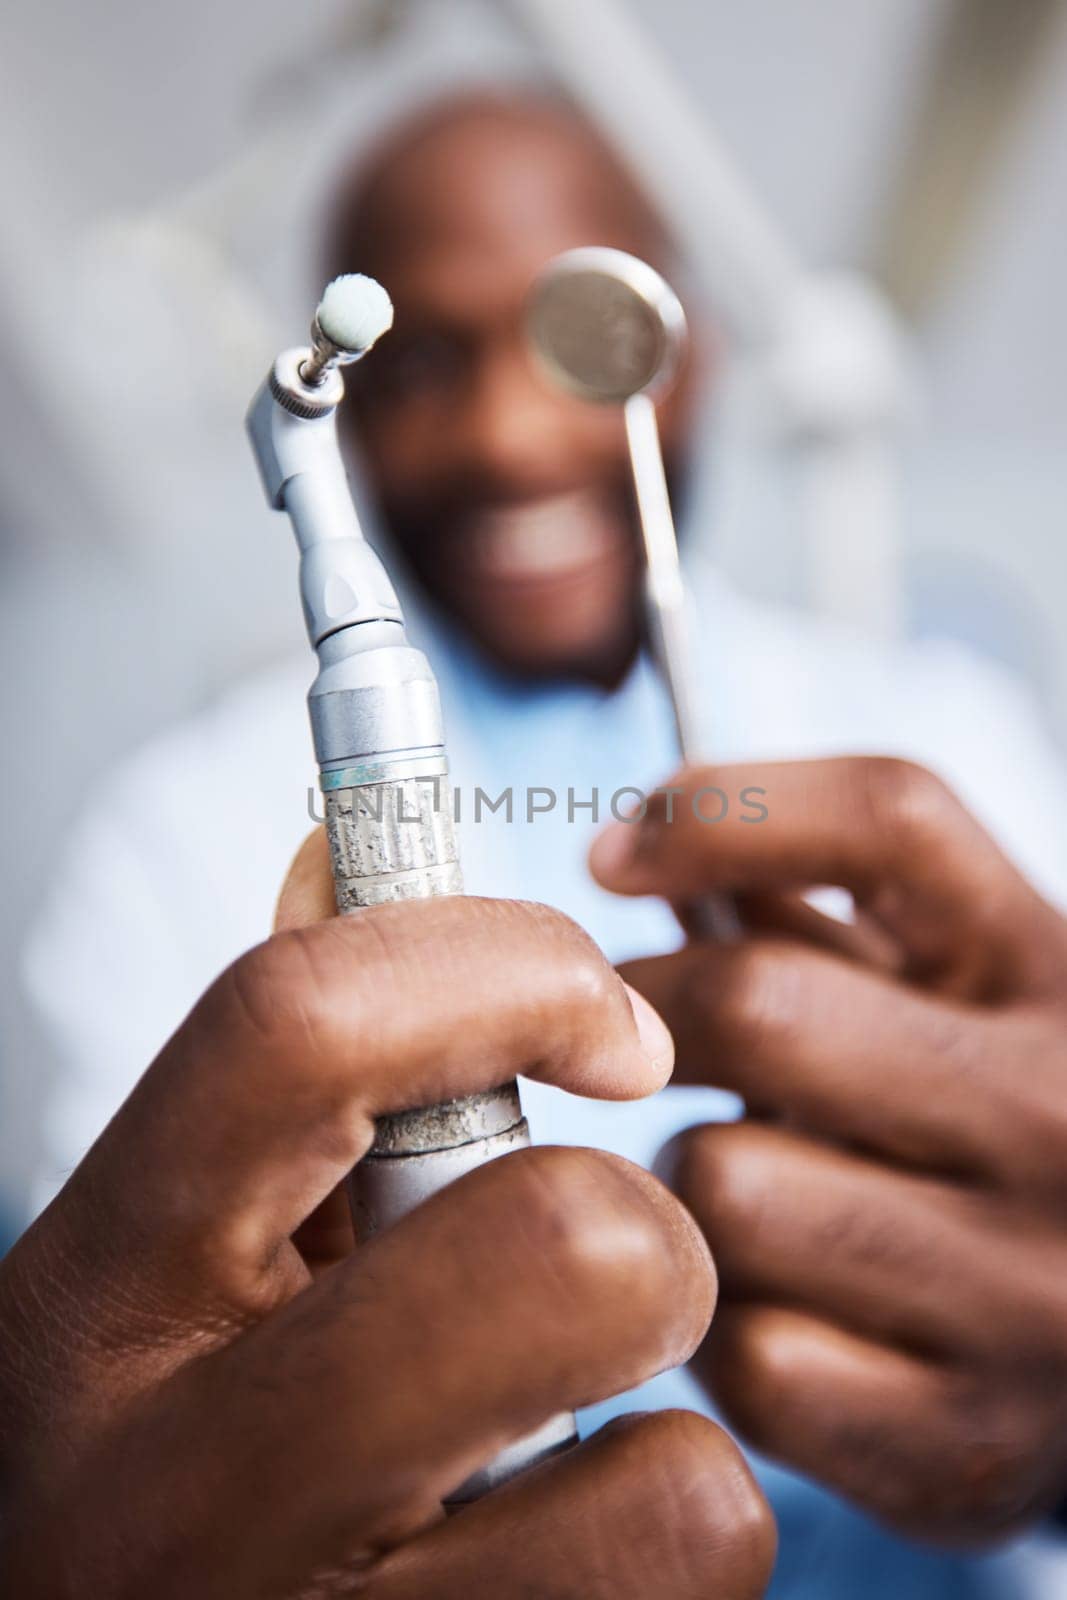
[
  {"xmin": 633, "ymin": 1411, "xmax": 777, "ymax": 1595},
  {"xmin": 445, "ymin": 898, "xmax": 629, "ymax": 1042},
  {"xmin": 515, "ymin": 900, "xmax": 622, "ymax": 1011},
  {"xmin": 203, "ymin": 924, "xmax": 386, "ymax": 1136},
  {"xmin": 666, "ymin": 1124, "xmax": 773, "ymax": 1257},
  {"xmin": 513, "ymin": 1147, "xmax": 670, "ymax": 1279},
  {"xmin": 511, "ymin": 1148, "xmax": 715, "ymax": 1351},
  {"xmin": 996, "ymin": 1034, "xmax": 1067, "ymax": 1197},
  {"xmin": 218, "ymin": 935, "xmax": 308, "ymax": 1044},
  {"xmin": 218, "ymin": 918, "xmax": 381, "ymax": 1051},
  {"xmin": 690, "ymin": 944, "xmax": 804, "ymax": 1059},
  {"xmin": 705, "ymin": 1310, "xmax": 797, "ymax": 1446},
  {"xmin": 807, "ymin": 1183, "xmax": 927, "ymax": 1281},
  {"xmin": 563, "ymin": 938, "xmax": 623, "ymax": 1019},
  {"xmin": 936, "ymin": 1377, "xmax": 1047, "ymax": 1536},
  {"xmin": 853, "ymin": 757, "xmax": 955, "ymax": 862}
]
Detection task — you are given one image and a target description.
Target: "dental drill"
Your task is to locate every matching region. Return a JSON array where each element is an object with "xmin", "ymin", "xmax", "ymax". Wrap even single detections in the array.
[
  {"xmin": 528, "ymin": 248, "xmax": 740, "ymax": 941},
  {"xmin": 246, "ymin": 274, "xmax": 578, "ymax": 1502}
]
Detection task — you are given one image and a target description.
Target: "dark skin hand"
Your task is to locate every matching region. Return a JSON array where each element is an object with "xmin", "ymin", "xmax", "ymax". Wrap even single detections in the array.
[
  {"xmin": 0, "ymin": 835, "xmax": 774, "ymax": 1599},
  {"xmin": 590, "ymin": 755, "xmax": 1067, "ymax": 1544}
]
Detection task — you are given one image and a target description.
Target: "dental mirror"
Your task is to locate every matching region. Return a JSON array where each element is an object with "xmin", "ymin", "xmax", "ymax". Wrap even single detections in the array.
[
  {"xmin": 527, "ymin": 246, "xmax": 687, "ymax": 404},
  {"xmin": 527, "ymin": 247, "xmax": 739, "ymax": 941},
  {"xmin": 527, "ymin": 246, "xmax": 698, "ymax": 753}
]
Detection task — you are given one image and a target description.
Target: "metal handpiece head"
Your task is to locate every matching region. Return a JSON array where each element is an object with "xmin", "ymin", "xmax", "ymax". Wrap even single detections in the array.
[{"xmin": 526, "ymin": 247, "xmax": 688, "ymax": 404}]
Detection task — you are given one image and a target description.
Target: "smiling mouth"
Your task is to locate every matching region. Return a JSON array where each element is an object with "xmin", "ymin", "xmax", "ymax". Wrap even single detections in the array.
[{"xmin": 460, "ymin": 489, "xmax": 631, "ymax": 588}]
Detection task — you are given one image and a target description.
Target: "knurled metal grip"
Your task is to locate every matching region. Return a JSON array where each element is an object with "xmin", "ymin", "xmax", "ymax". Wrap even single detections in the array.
[
  {"xmin": 327, "ymin": 771, "xmax": 579, "ymax": 1498},
  {"xmin": 324, "ymin": 775, "xmax": 463, "ymax": 907},
  {"xmin": 324, "ymin": 771, "xmax": 509, "ymax": 1170}
]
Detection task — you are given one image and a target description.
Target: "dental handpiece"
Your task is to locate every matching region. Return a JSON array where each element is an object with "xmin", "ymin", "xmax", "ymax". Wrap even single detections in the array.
[
  {"xmin": 528, "ymin": 249, "xmax": 741, "ymax": 941},
  {"xmin": 246, "ymin": 274, "xmax": 578, "ymax": 1502}
]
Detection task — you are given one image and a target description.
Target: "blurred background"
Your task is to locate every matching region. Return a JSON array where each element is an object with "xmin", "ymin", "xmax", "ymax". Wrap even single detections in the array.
[{"xmin": 1, "ymin": 0, "xmax": 1065, "ymax": 1235}]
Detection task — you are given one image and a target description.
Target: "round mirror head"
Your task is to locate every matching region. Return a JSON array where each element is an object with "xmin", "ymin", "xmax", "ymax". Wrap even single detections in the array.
[{"xmin": 527, "ymin": 247, "xmax": 688, "ymax": 405}]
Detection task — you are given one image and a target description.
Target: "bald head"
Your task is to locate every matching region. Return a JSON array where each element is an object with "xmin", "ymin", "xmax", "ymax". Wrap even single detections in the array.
[
  {"xmin": 324, "ymin": 89, "xmax": 671, "ymax": 287},
  {"xmin": 322, "ymin": 88, "xmax": 699, "ymax": 689}
]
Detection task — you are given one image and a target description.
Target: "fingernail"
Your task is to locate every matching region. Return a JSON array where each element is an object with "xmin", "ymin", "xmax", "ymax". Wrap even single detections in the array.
[
  {"xmin": 589, "ymin": 819, "xmax": 640, "ymax": 884},
  {"xmin": 623, "ymin": 982, "xmax": 675, "ymax": 1082}
]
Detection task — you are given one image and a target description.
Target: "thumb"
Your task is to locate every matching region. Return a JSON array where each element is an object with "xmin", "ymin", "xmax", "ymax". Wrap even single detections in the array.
[{"xmin": 274, "ymin": 827, "xmax": 336, "ymax": 932}]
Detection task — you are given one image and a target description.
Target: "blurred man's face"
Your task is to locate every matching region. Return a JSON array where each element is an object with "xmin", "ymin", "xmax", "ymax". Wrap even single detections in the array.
[{"xmin": 340, "ymin": 99, "xmax": 701, "ymax": 686}]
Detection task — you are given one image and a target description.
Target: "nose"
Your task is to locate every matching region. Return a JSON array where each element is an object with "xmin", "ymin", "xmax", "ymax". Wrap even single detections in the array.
[{"xmin": 454, "ymin": 335, "xmax": 614, "ymax": 497}]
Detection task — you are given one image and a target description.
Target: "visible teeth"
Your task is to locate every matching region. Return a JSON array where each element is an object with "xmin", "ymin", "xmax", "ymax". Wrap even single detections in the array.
[{"xmin": 473, "ymin": 492, "xmax": 618, "ymax": 580}]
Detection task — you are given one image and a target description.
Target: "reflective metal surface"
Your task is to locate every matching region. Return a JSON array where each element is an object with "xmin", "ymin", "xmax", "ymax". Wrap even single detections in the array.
[{"xmin": 527, "ymin": 246, "xmax": 687, "ymax": 404}]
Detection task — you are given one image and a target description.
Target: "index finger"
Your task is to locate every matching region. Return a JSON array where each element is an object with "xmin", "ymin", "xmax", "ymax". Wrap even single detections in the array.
[
  {"xmin": 54, "ymin": 895, "xmax": 673, "ymax": 1321},
  {"xmin": 591, "ymin": 757, "xmax": 1053, "ymax": 987}
]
